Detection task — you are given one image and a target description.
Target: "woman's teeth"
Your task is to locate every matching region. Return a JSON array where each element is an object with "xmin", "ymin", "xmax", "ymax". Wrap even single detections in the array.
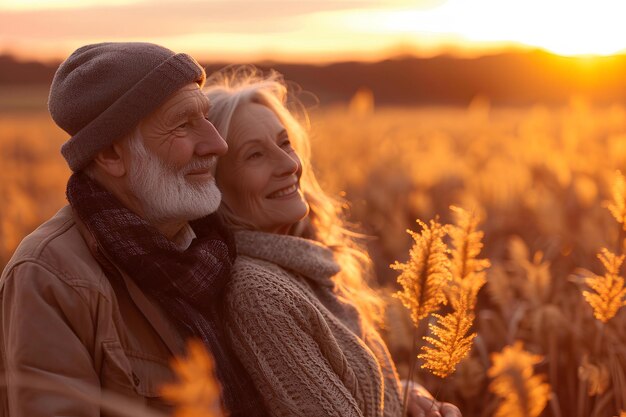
[{"xmin": 268, "ymin": 184, "xmax": 297, "ymax": 198}]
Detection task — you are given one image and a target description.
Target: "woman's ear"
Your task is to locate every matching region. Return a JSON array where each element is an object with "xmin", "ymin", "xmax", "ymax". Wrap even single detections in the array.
[{"xmin": 92, "ymin": 141, "xmax": 128, "ymax": 178}]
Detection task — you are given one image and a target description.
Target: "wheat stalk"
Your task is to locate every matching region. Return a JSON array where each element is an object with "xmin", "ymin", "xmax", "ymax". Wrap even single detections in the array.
[
  {"xmin": 488, "ymin": 341, "xmax": 551, "ymax": 417},
  {"xmin": 160, "ymin": 340, "xmax": 223, "ymax": 417},
  {"xmin": 606, "ymin": 170, "xmax": 626, "ymax": 231},
  {"xmin": 447, "ymin": 206, "xmax": 490, "ymax": 312},
  {"xmin": 417, "ymin": 207, "xmax": 489, "ymax": 378},
  {"xmin": 578, "ymin": 354, "xmax": 610, "ymax": 397},
  {"xmin": 391, "ymin": 217, "xmax": 451, "ymax": 416},
  {"xmin": 392, "ymin": 218, "xmax": 452, "ymax": 326},
  {"xmin": 582, "ymin": 248, "xmax": 626, "ymax": 323},
  {"xmin": 418, "ymin": 294, "xmax": 477, "ymax": 378}
]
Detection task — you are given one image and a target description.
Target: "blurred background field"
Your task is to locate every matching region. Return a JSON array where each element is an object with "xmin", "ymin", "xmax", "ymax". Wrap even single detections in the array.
[
  {"xmin": 311, "ymin": 97, "xmax": 626, "ymax": 417},
  {"xmin": 1, "ymin": 81, "xmax": 626, "ymax": 415}
]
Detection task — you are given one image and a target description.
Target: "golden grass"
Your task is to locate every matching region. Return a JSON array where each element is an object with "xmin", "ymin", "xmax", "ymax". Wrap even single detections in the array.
[
  {"xmin": 160, "ymin": 340, "xmax": 222, "ymax": 417},
  {"xmin": 0, "ymin": 112, "xmax": 69, "ymax": 264},
  {"xmin": 391, "ymin": 218, "xmax": 452, "ymax": 326},
  {"xmin": 447, "ymin": 206, "xmax": 490, "ymax": 312},
  {"xmin": 416, "ymin": 207, "xmax": 489, "ymax": 379},
  {"xmin": 307, "ymin": 99, "xmax": 626, "ymax": 417},
  {"xmin": 391, "ymin": 206, "xmax": 487, "ymax": 384},
  {"xmin": 487, "ymin": 341, "xmax": 551, "ymax": 417},
  {"xmin": 582, "ymin": 249, "xmax": 626, "ymax": 323},
  {"xmin": 606, "ymin": 171, "xmax": 626, "ymax": 232},
  {"xmin": 2, "ymin": 97, "xmax": 626, "ymax": 416},
  {"xmin": 418, "ymin": 299, "xmax": 477, "ymax": 379}
]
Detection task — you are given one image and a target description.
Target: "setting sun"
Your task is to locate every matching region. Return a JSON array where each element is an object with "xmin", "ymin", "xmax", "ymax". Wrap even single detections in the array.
[{"xmin": 335, "ymin": 0, "xmax": 626, "ymax": 57}]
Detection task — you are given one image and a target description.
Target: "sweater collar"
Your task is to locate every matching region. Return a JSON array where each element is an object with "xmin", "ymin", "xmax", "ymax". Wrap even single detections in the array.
[{"xmin": 234, "ymin": 230, "xmax": 340, "ymax": 287}]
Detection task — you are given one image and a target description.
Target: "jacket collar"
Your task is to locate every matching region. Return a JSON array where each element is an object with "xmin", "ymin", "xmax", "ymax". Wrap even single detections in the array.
[{"xmin": 72, "ymin": 210, "xmax": 186, "ymax": 356}]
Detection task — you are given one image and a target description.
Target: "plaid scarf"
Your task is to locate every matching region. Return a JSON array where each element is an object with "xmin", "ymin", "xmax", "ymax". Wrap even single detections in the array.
[{"xmin": 67, "ymin": 172, "xmax": 267, "ymax": 417}]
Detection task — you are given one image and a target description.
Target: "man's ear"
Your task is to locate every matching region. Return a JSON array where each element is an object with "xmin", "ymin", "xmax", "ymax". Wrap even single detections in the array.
[{"xmin": 92, "ymin": 141, "xmax": 128, "ymax": 177}]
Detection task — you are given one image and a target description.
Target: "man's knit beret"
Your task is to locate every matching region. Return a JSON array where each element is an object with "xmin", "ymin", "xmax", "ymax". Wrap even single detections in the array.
[{"xmin": 48, "ymin": 42, "xmax": 206, "ymax": 172}]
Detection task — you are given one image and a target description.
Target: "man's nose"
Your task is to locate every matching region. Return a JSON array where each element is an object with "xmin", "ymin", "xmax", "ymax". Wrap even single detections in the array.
[{"xmin": 196, "ymin": 119, "xmax": 228, "ymax": 156}]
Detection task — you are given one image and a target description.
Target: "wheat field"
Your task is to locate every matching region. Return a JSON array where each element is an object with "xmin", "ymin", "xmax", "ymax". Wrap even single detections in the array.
[{"xmin": 1, "ymin": 95, "xmax": 625, "ymax": 416}]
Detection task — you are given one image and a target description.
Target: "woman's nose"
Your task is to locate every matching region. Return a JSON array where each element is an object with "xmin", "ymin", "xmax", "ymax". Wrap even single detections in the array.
[
  {"xmin": 195, "ymin": 119, "xmax": 228, "ymax": 156},
  {"xmin": 274, "ymin": 149, "xmax": 300, "ymax": 177}
]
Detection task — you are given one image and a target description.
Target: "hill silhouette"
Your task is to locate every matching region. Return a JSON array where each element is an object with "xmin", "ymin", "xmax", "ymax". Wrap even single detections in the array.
[{"xmin": 2, "ymin": 51, "xmax": 626, "ymax": 106}]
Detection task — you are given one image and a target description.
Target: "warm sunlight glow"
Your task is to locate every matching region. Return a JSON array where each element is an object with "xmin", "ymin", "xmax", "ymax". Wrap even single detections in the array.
[
  {"xmin": 0, "ymin": 0, "xmax": 141, "ymax": 10},
  {"xmin": 335, "ymin": 0, "xmax": 626, "ymax": 57},
  {"xmin": 1, "ymin": 0, "xmax": 625, "ymax": 61}
]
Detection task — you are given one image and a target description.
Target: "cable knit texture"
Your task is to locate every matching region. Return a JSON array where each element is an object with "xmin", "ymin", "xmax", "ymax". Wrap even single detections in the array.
[{"xmin": 225, "ymin": 230, "xmax": 403, "ymax": 417}]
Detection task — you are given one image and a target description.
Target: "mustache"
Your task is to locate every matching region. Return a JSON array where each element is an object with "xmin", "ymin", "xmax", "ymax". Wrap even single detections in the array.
[{"xmin": 182, "ymin": 156, "xmax": 218, "ymax": 174}]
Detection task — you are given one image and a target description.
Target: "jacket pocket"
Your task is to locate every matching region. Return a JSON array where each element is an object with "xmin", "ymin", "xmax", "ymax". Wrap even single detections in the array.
[
  {"xmin": 101, "ymin": 340, "xmax": 136, "ymax": 394},
  {"xmin": 100, "ymin": 341, "xmax": 176, "ymax": 409}
]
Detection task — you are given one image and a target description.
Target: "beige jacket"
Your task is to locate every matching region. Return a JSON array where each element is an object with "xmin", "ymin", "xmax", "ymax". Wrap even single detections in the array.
[
  {"xmin": 224, "ymin": 230, "xmax": 403, "ymax": 417},
  {"xmin": 0, "ymin": 205, "xmax": 187, "ymax": 417}
]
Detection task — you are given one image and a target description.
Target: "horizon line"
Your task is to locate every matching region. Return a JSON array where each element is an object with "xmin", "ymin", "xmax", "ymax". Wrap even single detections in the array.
[{"xmin": 3, "ymin": 45, "xmax": 626, "ymax": 67}]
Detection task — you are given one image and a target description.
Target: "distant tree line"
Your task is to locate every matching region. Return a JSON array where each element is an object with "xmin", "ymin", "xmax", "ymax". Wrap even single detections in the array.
[{"xmin": 2, "ymin": 50, "xmax": 626, "ymax": 106}]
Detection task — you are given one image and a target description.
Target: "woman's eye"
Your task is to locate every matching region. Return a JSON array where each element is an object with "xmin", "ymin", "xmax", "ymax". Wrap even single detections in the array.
[
  {"xmin": 280, "ymin": 139, "xmax": 292, "ymax": 148},
  {"xmin": 246, "ymin": 152, "xmax": 263, "ymax": 160}
]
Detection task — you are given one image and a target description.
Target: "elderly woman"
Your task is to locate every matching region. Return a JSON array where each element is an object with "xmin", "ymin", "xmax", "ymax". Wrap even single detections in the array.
[{"xmin": 205, "ymin": 67, "xmax": 461, "ymax": 417}]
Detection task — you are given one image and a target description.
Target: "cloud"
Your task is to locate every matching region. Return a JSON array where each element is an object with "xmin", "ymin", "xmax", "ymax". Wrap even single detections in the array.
[{"xmin": 0, "ymin": 0, "xmax": 440, "ymax": 39}]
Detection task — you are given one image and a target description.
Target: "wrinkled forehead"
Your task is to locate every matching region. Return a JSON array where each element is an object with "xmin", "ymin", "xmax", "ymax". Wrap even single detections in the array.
[
  {"xmin": 229, "ymin": 102, "xmax": 284, "ymax": 143},
  {"xmin": 154, "ymin": 83, "xmax": 211, "ymax": 123}
]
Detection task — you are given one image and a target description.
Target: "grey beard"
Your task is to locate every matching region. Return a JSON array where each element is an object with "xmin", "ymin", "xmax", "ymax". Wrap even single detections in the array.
[{"xmin": 127, "ymin": 132, "xmax": 222, "ymax": 224}]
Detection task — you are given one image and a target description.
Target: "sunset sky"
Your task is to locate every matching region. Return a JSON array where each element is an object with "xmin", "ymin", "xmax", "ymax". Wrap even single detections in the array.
[{"xmin": 1, "ymin": 0, "xmax": 625, "ymax": 63}]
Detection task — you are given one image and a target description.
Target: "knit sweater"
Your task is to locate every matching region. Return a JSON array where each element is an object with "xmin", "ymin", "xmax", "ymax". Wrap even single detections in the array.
[{"xmin": 224, "ymin": 230, "xmax": 403, "ymax": 417}]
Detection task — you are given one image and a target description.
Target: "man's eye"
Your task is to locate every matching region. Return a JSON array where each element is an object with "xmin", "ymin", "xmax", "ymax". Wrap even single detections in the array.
[
  {"xmin": 177, "ymin": 122, "xmax": 188, "ymax": 129},
  {"xmin": 247, "ymin": 152, "xmax": 262, "ymax": 160}
]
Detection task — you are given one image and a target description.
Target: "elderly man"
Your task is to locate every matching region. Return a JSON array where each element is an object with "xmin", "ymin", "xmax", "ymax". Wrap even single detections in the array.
[{"xmin": 0, "ymin": 42, "xmax": 266, "ymax": 417}]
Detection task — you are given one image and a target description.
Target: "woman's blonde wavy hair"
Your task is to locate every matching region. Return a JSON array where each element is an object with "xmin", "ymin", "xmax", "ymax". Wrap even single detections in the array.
[{"xmin": 204, "ymin": 66, "xmax": 385, "ymax": 327}]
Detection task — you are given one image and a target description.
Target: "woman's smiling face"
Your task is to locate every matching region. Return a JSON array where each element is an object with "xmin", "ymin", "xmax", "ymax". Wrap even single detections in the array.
[{"xmin": 216, "ymin": 101, "xmax": 309, "ymax": 234}]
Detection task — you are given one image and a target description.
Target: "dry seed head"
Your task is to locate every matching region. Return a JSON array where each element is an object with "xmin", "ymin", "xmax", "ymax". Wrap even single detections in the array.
[
  {"xmin": 448, "ymin": 272, "xmax": 487, "ymax": 315},
  {"xmin": 518, "ymin": 251, "xmax": 552, "ymax": 304},
  {"xmin": 488, "ymin": 341, "xmax": 550, "ymax": 417},
  {"xmin": 606, "ymin": 170, "xmax": 626, "ymax": 231},
  {"xmin": 578, "ymin": 355, "xmax": 610, "ymax": 396},
  {"xmin": 508, "ymin": 236, "xmax": 530, "ymax": 266},
  {"xmin": 531, "ymin": 304, "xmax": 567, "ymax": 341},
  {"xmin": 487, "ymin": 263, "xmax": 515, "ymax": 315},
  {"xmin": 507, "ymin": 236, "xmax": 552, "ymax": 304},
  {"xmin": 391, "ymin": 218, "xmax": 452, "ymax": 326},
  {"xmin": 447, "ymin": 206, "xmax": 490, "ymax": 311},
  {"xmin": 449, "ymin": 206, "xmax": 491, "ymax": 283},
  {"xmin": 160, "ymin": 340, "xmax": 223, "ymax": 417},
  {"xmin": 418, "ymin": 295, "xmax": 477, "ymax": 378},
  {"xmin": 582, "ymin": 248, "xmax": 626, "ymax": 323},
  {"xmin": 504, "ymin": 237, "xmax": 550, "ymax": 304}
]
